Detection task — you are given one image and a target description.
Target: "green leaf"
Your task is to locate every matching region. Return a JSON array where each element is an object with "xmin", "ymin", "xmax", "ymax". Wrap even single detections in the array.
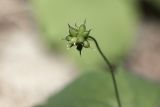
[{"xmin": 37, "ymin": 68, "xmax": 160, "ymax": 107}]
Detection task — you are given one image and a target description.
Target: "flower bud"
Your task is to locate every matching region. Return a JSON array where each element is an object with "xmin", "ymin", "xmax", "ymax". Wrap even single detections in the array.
[{"xmin": 65, "ymin": 21, "xmax": 92, "ymax": 55}]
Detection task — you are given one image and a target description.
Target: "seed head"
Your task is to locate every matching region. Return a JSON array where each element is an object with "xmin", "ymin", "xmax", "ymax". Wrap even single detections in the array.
[{"xmin": 65, "ymin": 21, "xmax": 91, "ymax": 55}]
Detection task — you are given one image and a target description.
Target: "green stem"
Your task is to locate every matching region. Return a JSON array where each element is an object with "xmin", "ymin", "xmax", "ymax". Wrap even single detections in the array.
[{"xmin": 88, "ymin": 36, "xmax": 122, "ymax": 107}]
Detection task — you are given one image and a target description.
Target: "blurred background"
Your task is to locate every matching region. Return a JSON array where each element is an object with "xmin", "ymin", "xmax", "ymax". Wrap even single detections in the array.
[{"xmin": 0, "ymin": 0, "xmax": 160, "ymax": 107}]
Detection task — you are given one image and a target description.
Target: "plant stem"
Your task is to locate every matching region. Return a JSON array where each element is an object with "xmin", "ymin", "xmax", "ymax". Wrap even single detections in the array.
[{"xmin": 88, "ymin": 36, "xmax": 122, "ymax": 107}]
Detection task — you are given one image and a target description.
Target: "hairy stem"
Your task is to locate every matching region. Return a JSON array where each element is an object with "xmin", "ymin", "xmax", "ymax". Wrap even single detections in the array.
[{"xmin": 88, "ymin": 36, "xmax": 122, "ymax": 107}]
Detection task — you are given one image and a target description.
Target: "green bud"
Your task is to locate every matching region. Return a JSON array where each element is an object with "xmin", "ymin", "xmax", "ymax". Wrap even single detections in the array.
[{"xmin": 65, "ymin": 21, "xmax": 92, "ymax": 55}]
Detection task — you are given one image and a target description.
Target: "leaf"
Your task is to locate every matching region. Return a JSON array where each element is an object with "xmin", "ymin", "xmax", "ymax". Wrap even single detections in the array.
[{"xmin": 36, "ymin": 68, "xmax": 160, "ymax": 107}]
